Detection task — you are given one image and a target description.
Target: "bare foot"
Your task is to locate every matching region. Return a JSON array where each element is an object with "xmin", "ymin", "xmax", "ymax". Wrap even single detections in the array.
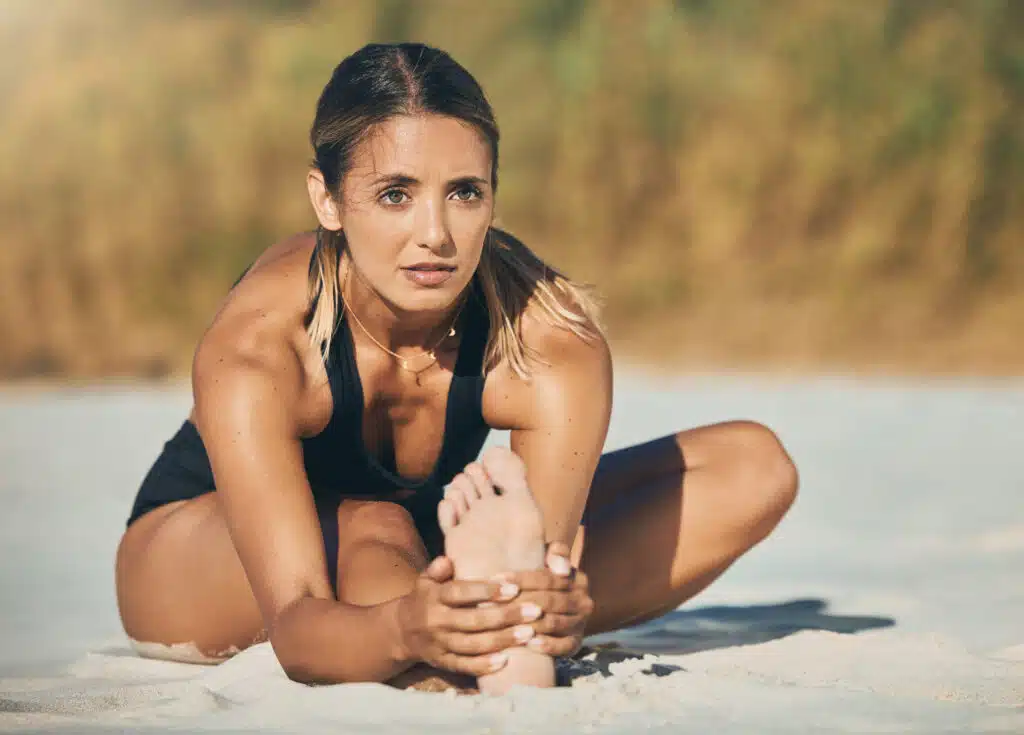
[{"xmin": 438, "ymin": 446, "xmax": 554, "ymax": 695}]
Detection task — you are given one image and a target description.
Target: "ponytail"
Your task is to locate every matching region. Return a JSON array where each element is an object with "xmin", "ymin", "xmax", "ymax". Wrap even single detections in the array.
[
  {"xmin": 476, "ymin": 227, "xmax": 603, "ymax": 379},
  {"xmin": 305, "ymin": 226, "xmax": 343, "ymax": 358}
]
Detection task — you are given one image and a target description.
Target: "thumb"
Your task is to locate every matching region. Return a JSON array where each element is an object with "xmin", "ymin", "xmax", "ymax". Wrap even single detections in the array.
[
  {"xmin": 545, "ymin": 542, "xmax": 572, "ymax": 576},
  {"xmin": 425, "ymin": 555, "xmax": 455, "ymax": 582}
]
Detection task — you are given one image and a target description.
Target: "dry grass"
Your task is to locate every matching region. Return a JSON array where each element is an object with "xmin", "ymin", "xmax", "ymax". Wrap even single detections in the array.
[{"xmin": 1, "ymin": 0, "xmax": 1021, "ymax": 378}]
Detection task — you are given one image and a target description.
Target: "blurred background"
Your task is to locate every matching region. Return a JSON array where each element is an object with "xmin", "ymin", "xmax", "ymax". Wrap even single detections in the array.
[{"xmin": 1, "ymin": 0, "xmax": 1022, "ymax": 380}]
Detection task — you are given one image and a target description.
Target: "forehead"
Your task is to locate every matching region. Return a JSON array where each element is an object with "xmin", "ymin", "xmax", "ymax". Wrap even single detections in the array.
[{"xmin": 350, "ymin": 114, "xmax": 491, "ymax": 180}]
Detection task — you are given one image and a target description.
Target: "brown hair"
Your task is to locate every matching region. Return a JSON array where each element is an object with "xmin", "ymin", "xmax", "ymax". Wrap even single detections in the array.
[{"xmin": 308, "ymin": 42, "xmax": 602, "ymax": 377}]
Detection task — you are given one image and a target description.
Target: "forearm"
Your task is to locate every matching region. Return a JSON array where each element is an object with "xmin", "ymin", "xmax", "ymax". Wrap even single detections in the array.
[{"xmin": 270, "ymin": 594, "xmax": 413, "ymax": 684}]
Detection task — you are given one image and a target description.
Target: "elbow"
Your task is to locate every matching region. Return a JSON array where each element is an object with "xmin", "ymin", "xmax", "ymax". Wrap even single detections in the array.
[
  {"xmin": 268, "ymin": 625, "xmax": 315, "ymax": 685},
  {"xmin": 267, "ymin": 600, "xmax": 323, "ymax": 685},
  {"xmin": 278, "ymin": 653, "xmax": 323, "ymax": 686},
  {"xmin": 271, "ymin": 631, "xmax": 340, "ymax": 686}
]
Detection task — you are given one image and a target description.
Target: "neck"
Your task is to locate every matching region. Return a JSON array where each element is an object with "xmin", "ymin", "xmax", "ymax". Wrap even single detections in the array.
[{"xmin": 340, "ymin": 257, "xmax": 463, "ymax": 353}]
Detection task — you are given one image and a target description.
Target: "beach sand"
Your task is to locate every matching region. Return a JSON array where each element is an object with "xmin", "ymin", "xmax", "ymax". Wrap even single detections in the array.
[{"xmin": 1, "ymin": 371, "xmax": 1022, "ymax": 733}]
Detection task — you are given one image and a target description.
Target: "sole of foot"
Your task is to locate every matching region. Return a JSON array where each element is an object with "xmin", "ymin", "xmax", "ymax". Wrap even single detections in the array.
[{"xmin": 439, "ymin": 446, "xmax": 554, "ymax": 695}]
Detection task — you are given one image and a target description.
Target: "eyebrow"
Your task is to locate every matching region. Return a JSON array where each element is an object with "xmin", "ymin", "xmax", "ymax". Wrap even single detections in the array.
[{"xmin": 370, "ymin": 173, "xmax": 490, "ymax": 188}]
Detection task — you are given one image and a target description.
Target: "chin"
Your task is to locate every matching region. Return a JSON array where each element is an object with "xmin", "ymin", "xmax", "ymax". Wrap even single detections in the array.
[
  {"xmin": 401, "ymin": 274, "xmax": 473, "ymax": 309},
  {"xmin": 386, "ymin": 285, "xmax": 459, "ymax": 316}
]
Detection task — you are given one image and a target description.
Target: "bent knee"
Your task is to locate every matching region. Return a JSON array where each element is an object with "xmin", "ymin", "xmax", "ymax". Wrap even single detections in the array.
[
  {"xmin": 722, "ymin": 420, "xmax": 799, "ymax": 522},
  {"xmin": 337, "ymin": 500, "xmax": 424, "ymax": 552}
]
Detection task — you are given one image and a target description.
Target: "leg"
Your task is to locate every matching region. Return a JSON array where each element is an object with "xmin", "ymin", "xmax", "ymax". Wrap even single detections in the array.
[
  {"xmin": 333, "ymin": 500, "xmax": 478, "ymax": 693},
  {"xmin": 575, "ymin": 420, "xmax": 798, "ymax": 635},
  {"xmin": 116, "ymin": 493, "xmax": 431, "ymax": 668},
  {"xmin": 115, "ymin": 493, "xmax": 267, "ymax": 661}
]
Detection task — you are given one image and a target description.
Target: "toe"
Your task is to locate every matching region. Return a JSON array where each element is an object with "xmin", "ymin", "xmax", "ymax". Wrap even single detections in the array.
[
  {"xmin": 463, "ymin": 462, "xmax": 495, "ymax": 499},
  {"xmin": 445, "ymin": 476, "xmax": 473, "ymax": 518},
  {"xmin": 480, "ymin": 446, "xmax": 529, "ymax": 497},
  {"xmin": 438, "ymin": 498, "xmax": 457, "ymax": 535}
]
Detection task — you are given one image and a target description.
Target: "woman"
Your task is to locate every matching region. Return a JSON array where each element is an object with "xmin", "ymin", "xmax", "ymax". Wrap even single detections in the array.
[{"xmin": 115, "ymin": 42, "xmax": 798, "ymax": 695}]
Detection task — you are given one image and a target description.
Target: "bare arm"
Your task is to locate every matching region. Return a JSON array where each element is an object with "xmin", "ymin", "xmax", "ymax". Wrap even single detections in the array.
[
  {"xmin": 192, "ymin": 324, "xmax": 415, "ymax": 684},
  {"xmin": 489, "ymin": 315, "xmax": 614, "ymax": 547},
  {"xmin": 192, "ymin": 316, "xmax": 532, "ymax": 683}
]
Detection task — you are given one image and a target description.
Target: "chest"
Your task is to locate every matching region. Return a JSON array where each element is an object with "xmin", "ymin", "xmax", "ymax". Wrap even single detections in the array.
[{"xmin": 357, "ymin": 359, "xmax": 456, "ymax": 482}]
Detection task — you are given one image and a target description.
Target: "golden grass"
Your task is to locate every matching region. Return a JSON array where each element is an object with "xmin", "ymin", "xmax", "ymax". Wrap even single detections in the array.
[{"xmin": 1, "ymin": 0, "xmax": 1021, "ymax": 378}]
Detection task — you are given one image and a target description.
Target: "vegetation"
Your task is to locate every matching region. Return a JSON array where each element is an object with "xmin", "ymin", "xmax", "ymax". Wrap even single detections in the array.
[{"xmin": 1, "ymin": 0, "xmax": 1022, "ymax": 378}]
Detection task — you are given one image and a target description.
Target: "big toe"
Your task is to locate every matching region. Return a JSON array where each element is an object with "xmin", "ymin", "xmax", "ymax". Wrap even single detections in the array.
[{"xmin": 480, "ymin": 446, "xmax": 529, "ymax": 496}]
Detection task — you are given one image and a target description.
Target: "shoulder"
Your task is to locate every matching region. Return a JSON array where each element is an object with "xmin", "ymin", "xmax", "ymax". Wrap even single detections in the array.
[
  {"xmin": 192, "ymin": 232, "xmax": 321, "ymax": 424},
  {"xmin": 483, "ymin": 296, "xmax": 613, "ymax": 430},
  {"xmin": 518, "ymin": 296, "xmax": 611, "ymax": 371}
]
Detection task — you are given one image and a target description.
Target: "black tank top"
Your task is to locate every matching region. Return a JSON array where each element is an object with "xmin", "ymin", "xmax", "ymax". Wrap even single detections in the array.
[
  {"xmin": 302, "ymin": 276, "xmax": 493, "ymax": 503},
  {"xmin": 127, "ymin": 271, "xmax": 493, "ymax": 538}
]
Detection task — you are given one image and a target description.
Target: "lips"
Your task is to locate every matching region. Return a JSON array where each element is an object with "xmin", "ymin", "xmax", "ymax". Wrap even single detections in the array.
[
  {"xmin": 401, "ymin": 264, "xmax": 456, "ymax": 287},
  {"xmin": 403, "ymin": 263, "xmax": 455, "ymax": 271}
]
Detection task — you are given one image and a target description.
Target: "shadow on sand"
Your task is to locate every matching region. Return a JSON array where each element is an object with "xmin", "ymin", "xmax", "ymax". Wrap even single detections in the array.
[{"xmin": 559, "ymin": 598, "xmax": 895, "ymax": 684}]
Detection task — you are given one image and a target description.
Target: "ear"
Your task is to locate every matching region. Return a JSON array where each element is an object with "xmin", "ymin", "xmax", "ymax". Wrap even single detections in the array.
[{"xmin": 307, "ymin": 170, "xmax": 343, "ymax": 231}]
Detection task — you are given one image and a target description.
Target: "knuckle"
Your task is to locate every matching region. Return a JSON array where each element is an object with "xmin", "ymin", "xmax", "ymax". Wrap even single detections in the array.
[
  {"xmin": 543, "ymin": 614, "xmax": 569, "ymax": 633},
  {"xmin": 542, "ymin": 594, "xmax": 562, "ymax": 614},
  {"xmin": 533, "ymin": 617, "xmax": 556, "ymax": 635},
  {"xmin": 447, "ymin": 609, "xmax": 469, "ymax": 632},
  {"xmin": 438, "ymin": 587, "xmax": 459, "ymax": 606},
  {"xmin": 467, "ymin": 608, "xmax": 488, "ymax": 629},
  {"xmin": 451, "ymin": 634, "xmax": 479, "ymax": 655},
  {"xmin": 429, "ymin": 606, "xmax": 450, "ymax": 631}
]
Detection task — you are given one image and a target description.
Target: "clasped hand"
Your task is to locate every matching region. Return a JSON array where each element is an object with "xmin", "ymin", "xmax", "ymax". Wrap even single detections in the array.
[{"xmin": 396, "ymin": 542, "xmax": 594, "ymax": 677}]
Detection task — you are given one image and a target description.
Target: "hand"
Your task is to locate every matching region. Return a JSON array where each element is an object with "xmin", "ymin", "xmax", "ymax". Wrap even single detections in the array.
[
  {"xmin": 395, "ymin": 557, "xmax": 544, "ymax": 677},
  {"xmin": 499, "ymin": 542, "xmax": 594, "ymax": 658}
]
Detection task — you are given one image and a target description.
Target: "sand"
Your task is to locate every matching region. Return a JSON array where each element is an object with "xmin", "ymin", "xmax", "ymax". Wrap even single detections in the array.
[{"xmin": 1, "ymin": 371, "xmax": 1022, "ymax": 733}]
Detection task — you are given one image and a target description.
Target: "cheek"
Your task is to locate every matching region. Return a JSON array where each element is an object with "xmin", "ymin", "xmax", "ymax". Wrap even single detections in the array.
[
  {"xmin": 451, "ymin": 209, "xmax": 492, "ymax": 248},
  {"xmin": 343, "ymin": 213, "xmax": 407, "ymax": 261}
]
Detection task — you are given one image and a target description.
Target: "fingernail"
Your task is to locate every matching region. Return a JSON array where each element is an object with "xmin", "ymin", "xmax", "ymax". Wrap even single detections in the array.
[
  {"xmin": 521, "ymin": 603, "xmax": 541, "ymax": 621},
  {"xmin": 549, "ymin": 555, "xmax": 572, "ymax": 576},
  {"xmin": 490, "ymin": 652, "xmax": 509, "ymax": 671},
  {"xmin": 513, "ymin": 624, "xmax": 534, "ymax": 643},
  {"xmin": 498, "ymin": 583, "xmax": 519, "ymax": 600},
  {"xmin": 527, "ymin": 638, "xmax": 545, "ymax": 652}
]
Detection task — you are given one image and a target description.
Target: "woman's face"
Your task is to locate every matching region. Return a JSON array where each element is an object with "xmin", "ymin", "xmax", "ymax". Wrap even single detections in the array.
[{"xmin": 334, "ymin": 113, "xmax": 494, "ymax": 314}]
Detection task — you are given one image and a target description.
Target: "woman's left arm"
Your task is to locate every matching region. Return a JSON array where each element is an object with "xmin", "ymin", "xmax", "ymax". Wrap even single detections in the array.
[{"xmin": 488, "ymin": 313, "xmax": 614, "ymax": 548}]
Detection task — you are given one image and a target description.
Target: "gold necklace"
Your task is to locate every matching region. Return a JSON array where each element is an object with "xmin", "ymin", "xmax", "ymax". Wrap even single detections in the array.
[{"xmin": 339, "ymin": 260, "xmax": 466, "ymax": 374}]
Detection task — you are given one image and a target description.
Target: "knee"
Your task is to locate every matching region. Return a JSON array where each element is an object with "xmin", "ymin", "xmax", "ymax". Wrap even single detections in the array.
[
  {"xmin": 337, "ymin": 501, "xmax": 423, "ymax": 551},
  {"xmin": 723, "ymin": 420, "xmax": 799, "ymax": 531}
]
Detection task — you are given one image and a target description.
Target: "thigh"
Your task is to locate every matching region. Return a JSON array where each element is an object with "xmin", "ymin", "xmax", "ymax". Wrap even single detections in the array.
[
  {"xmin": 116, "ymin": 493, "xmax": 434, "ymax": 662},
  {"xmin": 582, "ymin": 433, "xmax": 686, "ymax": 524},
  {"xmin": 115, "ymin": 492, "xmax": 266, "ymax": 662},
  {"xmin": 573, "ymin": 422, "xmax": 774, "ymax": 633}
]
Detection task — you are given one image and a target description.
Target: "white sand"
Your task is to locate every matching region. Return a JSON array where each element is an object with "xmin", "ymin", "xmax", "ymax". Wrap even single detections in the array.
[{"xmin": 1, "ymin": 372, "xmax": 1022, "ymax": 733}]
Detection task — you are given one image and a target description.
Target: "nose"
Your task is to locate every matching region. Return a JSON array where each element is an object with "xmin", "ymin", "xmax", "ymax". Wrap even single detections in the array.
[{"xmin": 416, "ymin": 196, "xmax": 451, "ymax": 254}]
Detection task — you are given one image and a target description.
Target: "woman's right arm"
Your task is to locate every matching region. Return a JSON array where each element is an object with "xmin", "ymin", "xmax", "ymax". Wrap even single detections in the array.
[{"xmin": 191, "ymin": 323, "xmax": 529, "ymax": 684}]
